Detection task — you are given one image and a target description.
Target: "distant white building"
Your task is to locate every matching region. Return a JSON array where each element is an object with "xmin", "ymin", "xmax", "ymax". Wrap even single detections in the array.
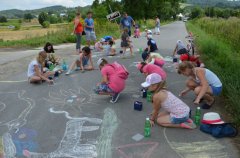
[{"xmin": 60, "ymin": 13, "xmax": 67, "ymax": 17}]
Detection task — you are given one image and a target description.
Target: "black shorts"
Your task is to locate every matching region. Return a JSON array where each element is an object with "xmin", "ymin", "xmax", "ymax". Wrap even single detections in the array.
[{"xmin": 177, "ymin": 48, "xmax": 188, "ymax": 55}]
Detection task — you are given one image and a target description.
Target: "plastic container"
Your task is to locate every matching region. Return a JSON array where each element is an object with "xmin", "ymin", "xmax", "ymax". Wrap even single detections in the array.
[
  {"xmin": 144, "ymin": 118, "xmax": 151, "ymax": 137},
  {"xmin": 194, "ymin": 107, "xmax": 201, "ymax": 126}
]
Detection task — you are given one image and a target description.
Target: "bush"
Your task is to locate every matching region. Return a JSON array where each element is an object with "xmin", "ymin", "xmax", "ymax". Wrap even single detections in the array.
[
  {"xmin": 0, "ymin": 16, "xmax": 7, "ymax": 22},
  {"xmin": 186, "ymin": 21, "xmax": 240, "ymax": 126},
  {"xmin": 42, "ymin": 21, "xmax": 50, "ymax": 28},
  {"xmin": 38, "ymin": 12, "xmax": 49, "ymax": 26},
  {"xmin": 13, "ymin": 24, "xmax": 21, "ymax": 30}
]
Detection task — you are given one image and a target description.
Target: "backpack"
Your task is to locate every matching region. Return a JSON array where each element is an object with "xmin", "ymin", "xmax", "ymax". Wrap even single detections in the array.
[
  {"xmin": 200, "ymin": 123, "xmax": 238, "ymax": 138},
  {"xmin": 109, "ymin": 62, "xmax": 129, "ymax": 80}
]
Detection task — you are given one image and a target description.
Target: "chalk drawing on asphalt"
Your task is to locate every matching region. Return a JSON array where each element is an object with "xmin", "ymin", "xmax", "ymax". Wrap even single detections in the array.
[
  {"xmin": 23, "ymin": 108, "xmax": 118, "ymax": 158},
  {"xmin": 116, "ymin": 142, "xmax": 159, "ymax": 158},
  {"xmin": 0, "ymin": 91, "xmax": 35, "ymax": 131},
  {"xmin": 163, "ymin": 128, "xmax": 229, "ymax": 158}
]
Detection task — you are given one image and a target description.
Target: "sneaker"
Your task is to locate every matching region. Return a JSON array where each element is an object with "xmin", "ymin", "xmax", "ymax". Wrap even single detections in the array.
[
  {"xmin": 65, "ymin": 70, "xmax": 73, "ymax": 75},
  {"xmin": 110, "ymin": 93, "xmax": 120, "ymax": 103},
  {"xmin": 180, "ymin": 122, "xmax": 196, "ymax": 129}
]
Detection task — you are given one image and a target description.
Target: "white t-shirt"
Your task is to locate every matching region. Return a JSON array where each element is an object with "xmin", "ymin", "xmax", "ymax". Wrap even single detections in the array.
[{"xmin": 27, "ymin": 60, "xmax": 41, "ymax": 77}]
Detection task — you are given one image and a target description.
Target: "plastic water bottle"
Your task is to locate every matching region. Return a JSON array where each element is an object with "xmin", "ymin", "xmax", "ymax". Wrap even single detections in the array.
[
  {"xmin": 49, "ymin": 63, "xmax": 55, "ymax": 71},
  {"xmin": 144, "ymin": 118, "xmax": 151, "ymax": 137},
  {"xmin": 194, "ymin": 107, "xmax": 201, "ymax": 126},
  {"xmin": 142, "ymin": 88, "xmax": 147, "ymax": 98},
  {"xmin": 139, "ymin": 48, "xmax": 143, "ymax": 54},
  {"xmin": 147, "ymin": 91, "xmax": 152, "ymax": 102},
  {"xmin": 62, "ymin": 59, "xmax": 67, "ymax": 71}
]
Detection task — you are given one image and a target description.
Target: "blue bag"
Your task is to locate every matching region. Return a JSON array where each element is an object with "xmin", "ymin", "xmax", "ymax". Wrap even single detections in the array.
[{"xmin": 200, "ymin": 123, "xmax": 238, "ymax": 138}]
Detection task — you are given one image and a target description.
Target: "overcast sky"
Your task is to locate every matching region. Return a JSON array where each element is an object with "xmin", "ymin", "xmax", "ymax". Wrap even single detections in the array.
[{"xmin": 0, "ymin": 0, "xmax": 94, "ymax": 11}]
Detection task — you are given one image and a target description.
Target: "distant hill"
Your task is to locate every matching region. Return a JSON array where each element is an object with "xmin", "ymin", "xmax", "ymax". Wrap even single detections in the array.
[
  {"xmin": 0, "ymin": 5, "xmax": 91, "ymax": 19},
  {"xmin": 186, "ymin": 0, "xmax": 240, "ymax": 8}
]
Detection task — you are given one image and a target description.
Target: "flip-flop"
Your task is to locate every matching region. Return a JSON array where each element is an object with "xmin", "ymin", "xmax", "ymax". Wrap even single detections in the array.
[{"xmin": 201, "ymin": 98, "xmax": 215, "ymax": 109}]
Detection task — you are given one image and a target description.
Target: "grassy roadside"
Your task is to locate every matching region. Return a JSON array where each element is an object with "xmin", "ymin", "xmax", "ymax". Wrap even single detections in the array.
[{"xmin": 186, "ymin": 21, "xmax": 240, "ymax": 126}]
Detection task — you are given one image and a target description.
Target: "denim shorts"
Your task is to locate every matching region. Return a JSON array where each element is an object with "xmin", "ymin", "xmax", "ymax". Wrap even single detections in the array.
[
  {"xmin": 94, "ymin": 84, "xmax": 114, "ymax": 94},
  {"xmin": 170, "ymin": 115, "xmax": 189, "ymax": 124},
  {"xmin": 210, "ymin": 85, "xmax": 222, "ymax": 96}
]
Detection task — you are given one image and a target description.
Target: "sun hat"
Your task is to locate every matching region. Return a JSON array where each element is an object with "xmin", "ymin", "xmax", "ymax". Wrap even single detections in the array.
[
  {"xmin": 97, "ymin": 58, "xmax": 103, "ymax": 66},
  {"xmin": 141, "ymin": 73, "xmax": 162, "ymax": 88},
  {"xmin": 202, "ymin": 112, "xmax": 224, "ymax": 124},
  {"xmin": 142, "ymin": 51, "xmax": 149, "ymax": 61}
]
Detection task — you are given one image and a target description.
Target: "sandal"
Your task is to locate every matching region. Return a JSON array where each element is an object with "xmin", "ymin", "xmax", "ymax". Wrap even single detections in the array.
[
  {"xmin": 201, "ymin": 98, "xmax": 215, "ymax": 109},
  {"xmin": 180, "ymin": 122, "xmax": 197, "ymax": 129}
]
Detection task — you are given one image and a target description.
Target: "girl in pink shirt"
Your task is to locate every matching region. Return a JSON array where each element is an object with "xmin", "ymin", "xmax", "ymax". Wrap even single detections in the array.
[
  {"xmin": 94, "ymin": 58, "xmax": 127, "ymax": 103},
  {"xmin": 137, "ymin": 62, "xmax": 167, "ymax": 80}
]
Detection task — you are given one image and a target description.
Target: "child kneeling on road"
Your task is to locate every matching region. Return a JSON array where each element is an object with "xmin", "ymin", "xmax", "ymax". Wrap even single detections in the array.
[
  {"xmin": 141, "ymin": 73, "xmax": 196, "ymax": 129},
  {"xmin": 94, "ymin": 58, "xmax": 128, "ymax": 103}
]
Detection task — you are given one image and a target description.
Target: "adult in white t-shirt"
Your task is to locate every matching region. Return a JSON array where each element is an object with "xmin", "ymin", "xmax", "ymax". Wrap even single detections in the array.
[{"xmin": 27, "ymin": 51, "xmax": 54, "ymax": 84}]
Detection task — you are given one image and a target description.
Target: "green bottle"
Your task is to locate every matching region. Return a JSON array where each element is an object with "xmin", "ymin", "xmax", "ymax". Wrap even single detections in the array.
[
  {"xmin": 194, "ymin": 107, "xmax": 201, "ymax": 126},
  {"xmin": 49, "ymin": 63, "xmax": 55, "ymax": 71},
  {"xmin": 147, "ymin": 91, "xmax": 152, "ymax": 102},
  {"xmin": 139, "ymin": 48, "xmax": 143, "ymax": 54},
  {"xmin": 144, "ymin": 118, "xmax": 151, "ymax": 137}
]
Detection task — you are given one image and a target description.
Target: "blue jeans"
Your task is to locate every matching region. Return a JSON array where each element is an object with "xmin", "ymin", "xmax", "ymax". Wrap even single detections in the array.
[
  {"xmin": 170, "ymin": 115, "xmax": 189, "ymax": 124},
  {"xmin": 210, "ymin": 85, "xmax": 222, "ymax": 96},
  {"xmin": 94, "ymin": 84, "xmax": 114, "ymax": 94}
]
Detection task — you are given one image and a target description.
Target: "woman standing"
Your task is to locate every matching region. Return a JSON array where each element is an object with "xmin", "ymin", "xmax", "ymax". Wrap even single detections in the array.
[
  {"xmin": 178, "ymin": 61, "xmax": 222, "ymax": 109},
  {"xmin": 73, "ymin": 12, "xmax": 83, "ymax": 54}
]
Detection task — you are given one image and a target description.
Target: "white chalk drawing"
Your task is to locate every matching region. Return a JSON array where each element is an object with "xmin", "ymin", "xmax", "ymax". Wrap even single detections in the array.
[
  {"xmin": 2, "ymin": 133, "xmax": 16, "ymax": 158},
  {"xmin": 0, "ymin": 91, "xmax": 35, "ymax": 131},
  {"xmin": 163, "ymin": 128, "xmax": 229, "ymax": 158},
  {"xmin": 23, "ymin": 108, "xmax": 118, "ymax": 158},
  {"xmin": 97, "ymin": 108, "xmax": 118, "ymax": 158}
]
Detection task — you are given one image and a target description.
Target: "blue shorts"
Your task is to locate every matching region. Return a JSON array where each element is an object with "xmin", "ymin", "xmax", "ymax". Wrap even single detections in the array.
[
  {"xmin": 82, "ymin": 57, "xmax": 89, "ymax": 67},
  {"xmin": 94, "ymin": 84, "xmax": 114, "ymax": 94},
  {"xmin": 170, "ymin": 115, "xmax": 189, "ymax": 124},
  {"xmin": 210, "ymin": 85, "xmax": 222, "ymax": 96}
]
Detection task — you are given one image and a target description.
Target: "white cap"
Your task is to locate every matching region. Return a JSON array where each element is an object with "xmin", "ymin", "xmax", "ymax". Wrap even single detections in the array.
[
  {"xmin": 141, "ymin": 73, "xmax": 162, "ymax": 88},
  {"xmin": 147, "ymin": 30, "xmax": 152, "ymax": 34},
  {"xmin": 100, "ymin": 38, "xmax": 105, "ymax": 42},
  {"xmin": 97, "ymin": 58, "xmax": 103, "ymax": 66}
]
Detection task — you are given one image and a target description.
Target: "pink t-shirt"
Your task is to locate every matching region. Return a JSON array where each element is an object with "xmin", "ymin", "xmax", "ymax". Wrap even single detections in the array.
[
  {"xmin": 101, "ymin": 64, "xmax": 125, "ymax": 93},
  {"xmin": 142, "ymin": 64, "xmax": 167, "ymax": 80}
]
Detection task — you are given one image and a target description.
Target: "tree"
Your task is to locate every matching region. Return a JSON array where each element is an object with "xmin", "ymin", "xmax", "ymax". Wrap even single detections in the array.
[
  {"xmin": 190, "ymin": 7, "xmax": 204, "ymax": 19},
  {"xmin": 38, "ymin": 12, "xmax": 49, "ymax": 26},
  {"xmin": 42, "ymin": 21, "xmax": 50, "ymax": 28},
  {"xmin": 92, "ymin": 0, "xmax": 100, "ymax": 9},
  {"xmin": 24, "ymin": 13, "xmax": 34, "ymax": 22},
  {"xmin": 0, "ymin": 16, "xmax": 7, "ymax": 23}
]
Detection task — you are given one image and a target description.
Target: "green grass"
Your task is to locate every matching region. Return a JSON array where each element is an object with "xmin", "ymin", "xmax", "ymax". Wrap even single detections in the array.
[{"xmin": 186, "ymin": 20, "xmax": 240, "ymax": 126}]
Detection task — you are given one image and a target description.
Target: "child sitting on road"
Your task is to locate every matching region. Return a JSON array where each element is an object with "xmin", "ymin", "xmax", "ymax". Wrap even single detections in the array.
[
  {"xmin": 27, "ymin": 51, "xmax": 54, "ymax": 84},
  {"xmin": 44, "ymin": 42, "xmax": 60, "ymax": 68},
  {"xmin": 103, "ymin": 40, "xmax": 116, "ymax": 56},
  {"xmin": 94, "ymin": 39, "xmax": 104, "ymax": 52},
  {"xmin": 144, "ymin": 34, "xmax": 158, "ymax": 53},
  {"xmin": 141, "ymin": 73, "xmax": 196, "ymax": 129},
  {"xmin": 65, "ymin": 46, "xmax": 94, "ymax": 75}
]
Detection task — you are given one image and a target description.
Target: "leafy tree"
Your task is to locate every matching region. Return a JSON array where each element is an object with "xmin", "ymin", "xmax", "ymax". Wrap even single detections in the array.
[
  {"xmin": 42, "ymin": 21, "xmax": 50, "ymax": 28},
  {"xmin": 24, "ymin": 13, "xmax": 34, "ymax": 22},
  {"xmin": 93, "ymin": 5, "xmax": 108, "ymax": 18},
  {"xmin": 49, "ymin": 15, "xmax": 58, "ymax": 24},
  {"xmin": 0, "ymin": 16, "xmax": 7, "ymax": 22},
  {"xmin": 92, "ymin": 0, "xmax": 100, "ymax": 9},
  {"xmin": 190, "ymin": 7, "xmax": 204, "ymax": 19},
  {"xmin": 38, "ymin": 12, "xmax": 49, "ymax": 26}
]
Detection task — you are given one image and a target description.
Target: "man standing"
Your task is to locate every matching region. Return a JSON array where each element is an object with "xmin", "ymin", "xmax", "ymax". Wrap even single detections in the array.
[
  {"xmin": 120, "ymin": 12, "xmax": 135, "ymax": 36},
  {"xmin": 85, "ymin": 11, "xmax": 96, "ymax": 48}
]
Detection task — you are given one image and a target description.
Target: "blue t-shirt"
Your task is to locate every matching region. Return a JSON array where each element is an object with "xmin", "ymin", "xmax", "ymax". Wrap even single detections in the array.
[
  {"xmin": 85, "ymin": 18, "xmax": 94, "ymax": 32},
  {"xmin": 147, "ymin": 39, "xmax": 158, "ymax": 52},
  {"xmin": 121, "ymin": 16, "xmax": 133, "ymax": 29}
]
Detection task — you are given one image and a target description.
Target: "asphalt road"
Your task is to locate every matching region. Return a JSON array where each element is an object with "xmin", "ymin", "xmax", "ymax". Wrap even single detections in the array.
[{"xmin": 0, "ymin": 21, "xmax": 239, "ymax": 158}]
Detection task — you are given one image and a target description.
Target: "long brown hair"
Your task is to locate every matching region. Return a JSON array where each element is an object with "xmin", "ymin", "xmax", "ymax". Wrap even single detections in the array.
[
  {"xmin": 178, "ymin": 61, "xmax": 195, "ymax": 74},
  {"xmin": 36, "ymin": 51, "xmax": 47, "ymax": 67}
]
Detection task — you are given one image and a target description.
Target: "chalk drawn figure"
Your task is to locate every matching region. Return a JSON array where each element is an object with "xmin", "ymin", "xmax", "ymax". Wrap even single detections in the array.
[
  {"xmin": 0, "ymin": 91, "xmax": 35, "ymax": 132},
  {"xmin": 117, "ymin": 142, "xmax": 159, "ymax": 158}
]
